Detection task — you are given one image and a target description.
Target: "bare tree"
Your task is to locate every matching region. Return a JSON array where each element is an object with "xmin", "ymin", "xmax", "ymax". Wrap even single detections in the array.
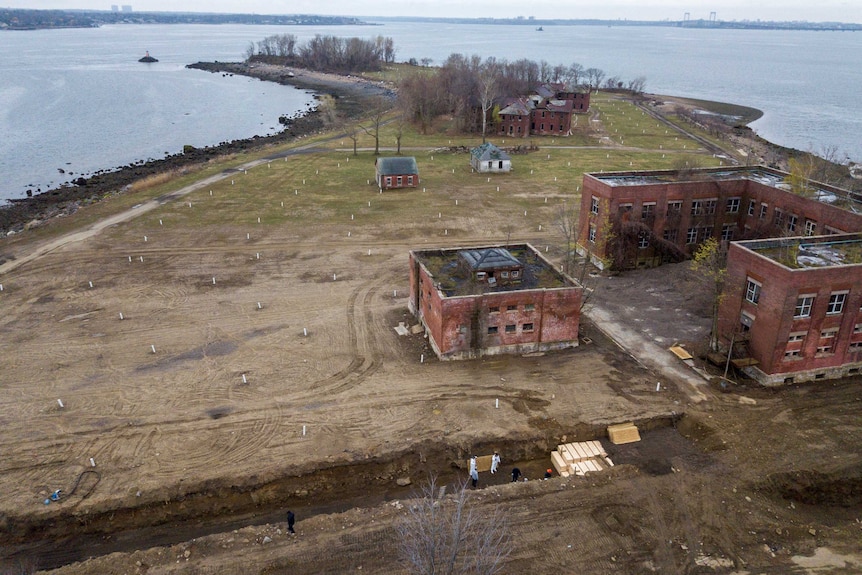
[
  {"xmin": 554, "ymin": 200, "xmax": 580, "ymax": 276},
  {"xmin": 359, "ymin": 96, "xmax": 390, "ymax": 156},
  {"xmin": 585, "ymin": 67, "xmax": 605, "ymax": 92},
  {"xmin": 477, "ymin": 59, "xmax": 500, "ymax": 143},
  {"xmin": 395, "ymin": 476, "xmax": 510, "ymax": 575}
]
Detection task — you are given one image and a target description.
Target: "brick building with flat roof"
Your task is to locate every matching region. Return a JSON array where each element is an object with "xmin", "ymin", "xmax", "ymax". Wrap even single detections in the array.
[
  {"xmin": 408, "ymin": 244, "xmax": 582, "ymax": 360},
  {"xmin": 577, "ymin": 166, "xmax": 862, "ymax": 271},
  {"xmin": 575, "ymin": 166, "xmax": 862, "ymax": 385},
  {"xmin": 718, "ymin": 233, "xmax": 862, "ymax": 385}
]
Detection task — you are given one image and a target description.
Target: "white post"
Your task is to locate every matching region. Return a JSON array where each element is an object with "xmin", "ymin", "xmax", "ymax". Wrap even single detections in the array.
[
  {"xmin": 420, "ymin": 354, "xmax": 424, "ymax": 363},
  {"xmin": 90, "ymin": 458, "xmax": 96, "ymax": 467},
  {"xmin": 257, "ymin": 217, "xmax": 261, "ymax": 223},
  {"xmin": 333, "ymin": 274, "xmax": 337, "ymax": 281},
  {"xmin": 159, "ymin": 219, "xmax": 163, "ymax": 225},
  {"xmin": 140, "ymin": 256, "xmax": 144, "ymax": 262},
  {"xmin": 210, "ymin": 190, "xmax": 213, "ymax": 196},
  {"xmin": 368, "ymin": 201, "xmax": 371, "ymax": 207},
  {"xmin": 351, "ymin": 214, "xmax": 354, "ymax": 220},
  {"xmin": 257, "ymin": 302, "xmax": 262, "ymax": 309},
  {"xmin": 144, "ymin": 236, "xmax": 147, "ymax": 242},
  {"xmin": 367, "ymin": 249, "xmax": 371, "ymax": 256},
  {"xmin": 524, "ymin": 210, "xmax": 527, "ymax": 216},
  {"xmin": 212, "ymin": 277, "xmax": 216, "ymax": 284},
  {"xmin": 188, "ymin": 202, "xmax": 192, "ymax": 208},
  {"xmin": 242, "ymin": 374, "xmax": 247, "ymax": 384},
  {"xmin": 393, "ymin": 290, "xmax": 397, "ymax": 297},
  {"xmin": 302, "ymin": 425, "xmax": 307, "ymax": 436},
  {"xmin": 281, "ymin": 201, "xmax": 284, "ymax": 207},
  {"xmin": 88, "ymin": 281, "xmax": 93, "ymax": 288},
  {"xmin": 151, "ymin": 344, "xmax": 156, "ymax": 354},
  {"xmin": 119, "ymin": 312, "xmax": 124, "ymax": 320},
  {"xmin": 57, "ymin": 399, "xmax": 64, "ymax": 408},
  {"xmin": 256, "ymin": 253, "xmax": 260, "ymax": 259},
  {"xmin": 348, "ymin": 231, "xmax": 351, "ymax": 237},
  {"xmin": 0, "ymin": 284, "xmax": 3, "ymax": 291},
  {"xmin": 129, "ymin": 256, "xmax": 132, "ymax": 262},
  {"xmin": 656, "ymin": 382, "xmax": 661, "ymax": 392},
  {"xmin": 247, "ymin": 233, "xmax": 250, "ymax": 240},
  {"xmin": 231, "ymin": 180, "xmax": 234, "ymax": 185},
  {"xmin": 495, "ymin": 398, "xmax": 499, "ymax": 409},
  {"xmin": 303, "ymin": 328, "xmax": 308, "ymax": 337},
  {"xmin": 445, "ymin": 229, "xmax": 448, "ymax": 235}
]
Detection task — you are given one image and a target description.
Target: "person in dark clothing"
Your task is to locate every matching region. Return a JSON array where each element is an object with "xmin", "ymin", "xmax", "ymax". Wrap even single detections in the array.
[
  {"xmin": 544, "ymin": 468, "xmax": 553, "ymax": 479},
  {"xmin": 287, "ymin": 510, "xmax": 296, "ymax": 534},
  {"xmin": 511, "ymin": 467, "xmax": 521, "ymax": 482}
]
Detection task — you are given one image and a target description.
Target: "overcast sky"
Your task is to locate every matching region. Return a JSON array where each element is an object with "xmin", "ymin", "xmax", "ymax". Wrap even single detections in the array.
[{"xmin": 4, "ymin": 1, "xmax": 861, "ymax": 23}]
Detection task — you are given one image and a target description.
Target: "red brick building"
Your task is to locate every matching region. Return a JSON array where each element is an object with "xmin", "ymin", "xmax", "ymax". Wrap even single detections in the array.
[
  {"xmin": 408, "ymin": 244, "xmax": 582, "ymax": 360},
  {"xmin": 497, "ymin": 84, "xmax": 590, "ymax": 139},
  {"xmin": 375, "ymin": 156, "xmax": 419, "ymax": 190},
  {"xmin": 718, "ymin": 234, "xmax": 862, "ymax": 385},
  {"xmin": 578, "ymin": 167, "xmax": 862, "ymax": 270}
]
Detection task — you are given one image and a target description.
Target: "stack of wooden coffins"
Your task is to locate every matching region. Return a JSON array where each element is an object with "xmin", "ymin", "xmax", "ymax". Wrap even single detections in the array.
[{"xmin": 550, "ymin": 440, "xmax": 614, "ymax": 478}]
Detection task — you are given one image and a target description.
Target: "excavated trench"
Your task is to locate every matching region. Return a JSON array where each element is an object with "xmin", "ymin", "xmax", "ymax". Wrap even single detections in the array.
[{"xmin": 3, "ymin": 416, "xmax": 682, "ymax": 571}]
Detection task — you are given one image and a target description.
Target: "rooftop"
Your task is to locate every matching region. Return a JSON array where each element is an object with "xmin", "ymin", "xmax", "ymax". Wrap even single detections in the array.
[
  {"xmin": 589, "ymin": 167, "xmax": 862, "ymax": 213},
  {"xmin": 413, "ymin": 244, "xmax": 577, "ymax": 297},
  {"xmin": 740, "ymin": 233, "xmax": 862, "ymax": 269},
  {"xmin": 376, "ymin": 156, "xmax": 418, "ymax": 175}
]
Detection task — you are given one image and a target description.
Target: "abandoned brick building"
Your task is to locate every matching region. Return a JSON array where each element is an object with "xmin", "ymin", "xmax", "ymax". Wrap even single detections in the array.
[
  {"xmin": 497, "ymin": 83, "xmax": 590, "ymax": 138},
  {"xmin": 577, "ymin": 166, "xmax": 862, "ymax": 270},
  {"xmin": 408, "ymin": 244, "xmax": 582, "ymax": 360},
  {"xmin": 718, "ymin": 233, "xmax": 862, "ymax": 385},
  {"xmin": 575, "ymin": 166, "xmax": 862, "ymax": 384},
  {"xmin": 375, "ymin": 156, "xmax": 419, "ymax": 190}
]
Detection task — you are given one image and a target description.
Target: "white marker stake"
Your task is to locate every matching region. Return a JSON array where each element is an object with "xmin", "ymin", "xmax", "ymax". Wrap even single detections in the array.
[
  {"xmin": 231, "ymin": 180, "xmax": 234, "ymax": 185},
  {"xmin": 151, "ymin": 345, "xmax": 156, "ymax": 354},
  {"xmin": 302, "ymin": 425, "xmax": 307, "ymax": 436},
  {"xmin": 257, "ymin": 217, "xmax": 261, "ymax": 223},
  {"xmin": 210, "ymin": 190, "xmax": 213, "ymax": 196},
  {"xmin": 256, "ymin": 253, "xmax": 260, "ymax": 260},
  {"xmin": 444, "ymin": 229, "xmax": 448, "ymax": 235},
  {"xmin": 129, "ymin": 256, "xmax": 132, "ymax": 262},
  {"xmin": 242, "ymin": 374, "xmax": 247, "ymax": 384},
  {"xmin": 351, "ymin": 214, "xmax": 354, "ymax": 220},
  {"xmin": 281, "ymin": 201, "xmax": 284, "ymax": 207},
  {"xmin": 257, "ymin": 302, "xmax": 262, "ymax": 309},
  {"xmin": 0, "ymin": 284, "xmax": 3, "ymax": 291},
  {"xmin": 57, "ymin": 399, "xmax": 64, "ymax": 408},
  {"xmin": 212, "ymin": 277, "xmax": 216, "ymax": 284},
  {"xmin": 159, "ymin": 219, "xmax": 163, "ymax": 225},
  {"xmin": 333, "ymin": 274, "xmax": 337, "ymax": 281},
  {"xmin": 144, "ymin": 236, "xmax": 147, "ymax": 242},
  {"xmin": 140, "ymin": 256, "xmax": 144, "ymax": 262},
  {"xmin": 368, "ymin": 201, "xmax": 371, "ymax": 207},
  {"xmin": 496, "ymin": 186, "xmax": 499, "ymax": 192},
  {"xmin": 88, "ymin": 281, "xmax": 93, "ymax": 288},
  {"xmin": 303, "ymin": 328, "xmax": 308, "ymax": 337},
  {"xmin": 393, "ymin": 290, "xmax": 397, "ymax": 297},
  {"xmin": 90, "ymin": 458, "xmax": 96, "ymax": 467},
  {"xmin": 656, "ymin": 382, "xmax": 661, "ymax": 392},
  {"xmin": 347, "ymin": 231, "xmax": 351, "ymax": 237},
  {"xmin": 495, "ymin": 398, "xmax": 499, "ymax": 409},
  {"xmin": 189, "ymin": 202, "xmax": 192, "ymax": 208},
  {"xmin": 420, "ymin": 354, "xmax": 424, "ymax": 363},
  {"xmin": 247, "ymin": 233, "xmax": 250, "ymax": 240},
  {"xmin": 119, "ymin": 312, "xmax": 124, "ymax": 320},
  {"xmin": 367, "ymin": 249, "xmax": 371, "ymax": 256},
  {"xmin": 524, "ymin": 210, "xmax": 528, "ymax": 217}
]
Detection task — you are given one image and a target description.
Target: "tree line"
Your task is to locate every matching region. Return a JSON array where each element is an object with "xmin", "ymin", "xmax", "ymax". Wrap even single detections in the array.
[
  {"xmin": 398, "ymin": 54, "xmax": 646, "ymax": 135},
  {"xmin": 246, "ymin": 34, "xmax": 395, "ymax": 73}
]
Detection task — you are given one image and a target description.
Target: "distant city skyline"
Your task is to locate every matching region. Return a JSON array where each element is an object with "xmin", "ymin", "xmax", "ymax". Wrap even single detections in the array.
[{"xmin": 3, "ymin": 1, "xmax": 860, "ymax": 24}]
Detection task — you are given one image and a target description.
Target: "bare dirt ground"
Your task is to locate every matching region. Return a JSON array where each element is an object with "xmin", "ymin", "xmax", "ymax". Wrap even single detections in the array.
[{"xmin": 1, "ymin": 96, "xmax": 861, "ymax": 574}]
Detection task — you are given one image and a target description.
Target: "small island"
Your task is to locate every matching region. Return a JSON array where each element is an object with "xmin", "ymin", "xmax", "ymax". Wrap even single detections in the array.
[{"xmin": 138, "ymin": 50, "xmax": 158, "ymax": 63}]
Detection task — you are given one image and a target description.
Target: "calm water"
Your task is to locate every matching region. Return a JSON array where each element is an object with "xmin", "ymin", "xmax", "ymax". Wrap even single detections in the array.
[{"xmin": 1, "ymin": 22, "xmax": 860, "ymax": 202}]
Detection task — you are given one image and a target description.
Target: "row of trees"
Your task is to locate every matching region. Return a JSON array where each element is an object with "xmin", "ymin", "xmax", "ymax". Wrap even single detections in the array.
[
  {"xmin": 398, "ymin": 53, "xmax": 645, "ymax": 138},
  {"xmin": 245, "ymin": 34, "xmax": 396, "ymax": 73}
]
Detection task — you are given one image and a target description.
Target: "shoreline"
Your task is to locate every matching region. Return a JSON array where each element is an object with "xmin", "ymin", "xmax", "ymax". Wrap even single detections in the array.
[{"xmin": 0, "ymin": 63, "xmax": 392, "ymax": 238}]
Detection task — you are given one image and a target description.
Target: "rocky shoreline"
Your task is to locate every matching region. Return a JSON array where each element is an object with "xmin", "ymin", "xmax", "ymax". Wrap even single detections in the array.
[{"xmin": 0, "ymin": 63, "xmax": 392, "ymax": 237}]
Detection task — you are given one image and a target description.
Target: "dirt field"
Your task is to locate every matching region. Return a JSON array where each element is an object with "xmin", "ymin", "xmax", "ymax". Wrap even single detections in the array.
[{"xmin": 1, "ymin": 95, "xmax": 862, "ymax": 574}]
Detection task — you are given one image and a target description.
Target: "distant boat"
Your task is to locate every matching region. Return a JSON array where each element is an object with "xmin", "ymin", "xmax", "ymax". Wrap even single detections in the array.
[
  {"xmin": 536, "ymin": 26, "xmax": 544, "ymax": 31},
  {"xmin": 138, "ymin": 51, "xmax": 158, "ymax": 63}
]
